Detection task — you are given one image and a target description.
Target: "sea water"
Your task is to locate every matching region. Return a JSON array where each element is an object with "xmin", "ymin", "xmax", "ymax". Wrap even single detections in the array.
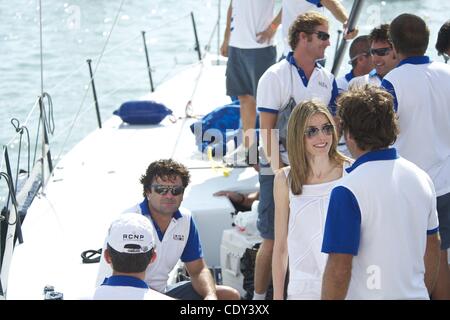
[{"xmin": 0, "ymin": 0, "xmax": 449, "ymax": 199}]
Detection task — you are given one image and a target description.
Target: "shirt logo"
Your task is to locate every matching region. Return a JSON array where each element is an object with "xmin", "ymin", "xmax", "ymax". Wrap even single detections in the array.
[
  {"xmin": 173, "ymin": 234, "xmax": 185, "ymax": 241},
  {"xmin": 318, "ymin": 81, "xmax": 328, "ymax": 89}
]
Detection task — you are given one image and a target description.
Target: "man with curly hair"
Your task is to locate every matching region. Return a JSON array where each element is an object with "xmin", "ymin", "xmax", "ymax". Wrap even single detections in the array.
[{"xmin": 97, "ymin": 159, "xmax": 240, "ymax": 300}]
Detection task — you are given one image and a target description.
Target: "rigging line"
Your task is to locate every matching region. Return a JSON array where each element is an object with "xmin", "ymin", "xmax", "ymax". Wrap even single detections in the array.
[
  {"xmin": 48, "ymin": 15, "xmax": 191, "ymax": 100},
  {"xmin": 3, "ymin": 98, "xmax": 39, "ymax": 150},
  {"xmin": 52, "ymin": 70, "xmax": 151, "ymax": 143},
  {"xmin": 203, "ymin": 17, "xmax": 218, "ymax": 57},
  {"xmin": 46, "ymin": 14, "xmax": 190, "ymax": 98},
  {"xmin": 47, "ymin": 61, "xmax": 87, "ymax": 93},
  {"xmin": 22, "ymin": 97, "xmax": 40, "ymax": 127},
  {"xmin": 49, "ymin": 13, "xmax": 191, "ymax": 96},
  {"xmin": 101, "ymin": 13, "xmax": 191, "ymax": 57},
  {"xmin": 0, "ymin": 172, "xmax": 18, "ymax": 226},
  {"xmin": 0, "ymin": 148, "xmax": 5, "ymax": 172},
  {"xmin": 170, "ymin": 59, "xmax": 206, "ymax": 159},
  {"xmin": 39, "ymin": 0, "xmax": 44, "ymax": 96},
  {"xmin": 90, "ymin": 0, "xmax": 127, "ymax": 79},
  {"xmin": 53, "ymin": 0, "xmax": 127, "ymax": 165}
]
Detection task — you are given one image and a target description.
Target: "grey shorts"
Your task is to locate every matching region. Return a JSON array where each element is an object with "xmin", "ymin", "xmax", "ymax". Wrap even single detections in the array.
[
  {"xmin": 226, "ymin": 46, "xmax": 276, "ymax": 97},
  {"xmin": 165, "ymin": 281, "xmax": 203, "ymax": 300},
  {"xmin": 257, "ymin": 166, "xmax": 275, "ymax": 240},
  {"xmin": 437, "ymin": 192, "xmax": 450, "ymax": 250}
]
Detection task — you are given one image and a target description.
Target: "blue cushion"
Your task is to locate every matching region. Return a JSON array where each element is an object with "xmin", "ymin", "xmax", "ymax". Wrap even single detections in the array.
[
  {"xmin": 113, "ymin": 100, "xmax": 172, "ymax": 125},
  {"xmin": 189, "ymin": 101, "xmax": 260, "ymax": 156}
]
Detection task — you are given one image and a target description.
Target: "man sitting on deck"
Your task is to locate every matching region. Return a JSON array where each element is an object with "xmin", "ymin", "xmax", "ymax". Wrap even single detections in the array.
[{"xmin": 97, "ymin": 159, "xmax": 240, "ymax": 300}]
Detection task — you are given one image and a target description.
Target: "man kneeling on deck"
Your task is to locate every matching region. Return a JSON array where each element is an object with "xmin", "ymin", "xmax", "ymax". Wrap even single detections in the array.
[{"xmin": 97, "ymin": 159, "xmax": 240, "ymax": 300}]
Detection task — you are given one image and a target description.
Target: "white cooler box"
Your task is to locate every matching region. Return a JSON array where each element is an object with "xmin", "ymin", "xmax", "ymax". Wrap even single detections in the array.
[{"xmin": 220, "ymin": 228, "xmax": 262, "ymax": 297}]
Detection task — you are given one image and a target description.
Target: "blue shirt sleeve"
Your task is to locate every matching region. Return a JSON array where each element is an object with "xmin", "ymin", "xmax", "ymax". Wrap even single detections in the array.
[
  {"xmin": 322, "ymin": 186, "xmax": 361, "ymax": 255},
  {"xmin": 307, "ymin": 0, "xmax": 323, "ymax": 7},
  {"xmin": 381, "ymin": 79, "xmax": 398, "ymax": 112},
  {"xmin": 328, "ymin": 79, "xmax": 339, "ymax": 116},
  {"xmin": 180, "ymin": 216, "xmax": 203, "ymax": 262}
]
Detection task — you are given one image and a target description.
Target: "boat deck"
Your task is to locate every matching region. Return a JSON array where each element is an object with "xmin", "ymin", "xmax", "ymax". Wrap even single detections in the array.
[{"xmin": 6, "ymin": 55, "xmax": 259, "ymax": 299}]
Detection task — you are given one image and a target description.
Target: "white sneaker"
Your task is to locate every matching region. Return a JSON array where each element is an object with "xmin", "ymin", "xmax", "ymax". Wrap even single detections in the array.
[{"xmin": 223, "ymin": 144, "xmax": 248, "ymax": 166}]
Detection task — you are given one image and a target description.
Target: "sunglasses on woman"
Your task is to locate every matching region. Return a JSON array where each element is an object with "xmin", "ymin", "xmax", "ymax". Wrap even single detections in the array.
[
  {"xmin": 369, "ymin": 47, "xmax": 392, "ymax": 56},
  {"xmin": 304, "ymin": 123, "xmax": 334, "ymax": 138},
  {"xmin": 150, "ymin": 184, "xmax": 185, "ymax": 196}
]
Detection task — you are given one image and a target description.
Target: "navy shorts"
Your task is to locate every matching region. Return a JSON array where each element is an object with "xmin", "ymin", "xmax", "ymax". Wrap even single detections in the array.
[
  {"xmin": 437, "ymin": 192, "xmax": 450, "ymax": 250},
  {"xmin": 226, "ymin": 46, "xmax": 276, "ymax": 97},
  {"xmin": 257, "ymin": 166, "xmax": 275, "ymax": 240},
  {"xmin": 165, "ymin": 281, "xmax": 203, "ymax": 300}
]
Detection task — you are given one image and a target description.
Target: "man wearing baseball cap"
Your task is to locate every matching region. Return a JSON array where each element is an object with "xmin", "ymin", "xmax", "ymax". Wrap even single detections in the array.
[{"xmin": 93, "ymin": 213, "xmax": 173, "ymax": 300}]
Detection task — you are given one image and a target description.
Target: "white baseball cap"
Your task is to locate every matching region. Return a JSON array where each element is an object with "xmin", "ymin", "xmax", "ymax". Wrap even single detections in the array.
[{"xmin": 107, "ymin": 213, "xmax": 155, "ymax": 254}]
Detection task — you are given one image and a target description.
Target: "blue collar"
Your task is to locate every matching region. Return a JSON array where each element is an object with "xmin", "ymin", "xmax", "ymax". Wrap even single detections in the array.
[
  {"xmin": 139, "ymin": 198, "xmax": 182, "ymax": 241},
  {"xmin": 286, "ymin": 51, "xmax": 321, "ymax": 87},
  {"xmin": 369, "ymin": 68, "xmax": 382, "ymax": 80},
  {"xmin": 102, "ymin": 275, "xmax": 148, "ymax": 289},
  {"xmin": 346, "ymin": 148, "xmax": 399, "ymax": 173},
  {"xmin": 397, "ymin": 56, "xmax": 431, "ymax": 68},
  {"xmin": 344, "ymin": 70, "xmax": 355, "ymax": 82}
]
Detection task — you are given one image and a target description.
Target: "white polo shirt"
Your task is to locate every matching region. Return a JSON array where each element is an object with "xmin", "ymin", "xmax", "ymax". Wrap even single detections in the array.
[
  {"xmin": 93, "ymin": 275, "xmax": 173, "ymax": 300},
  {"xmin": 322, "ymin": 148, "xmax": 439, "ymax": 300},
  {"xmin": 349, "ymin": 69, "xmax": 382, "ymax": 89},
  {"xmin": 229, "ymin": 0, "xmax": 275, "ymax": 49},
  {"xmin": 257, "ymin": 52, "xmax": 338, "ymax": 164},
  {"xmin": 137, "ymin": 200, "xmax": 202, "ymax": 293},
  {"xmin": 336, "ymin": 70, "xmax": 355, "ymax": 93},
  {"xmin": 382, "ymin": 57, "xmax": 450, "ymax": 196},
  {"xmin": 281, "ymin": 0, "xmax": 323, "ymax": 55}
]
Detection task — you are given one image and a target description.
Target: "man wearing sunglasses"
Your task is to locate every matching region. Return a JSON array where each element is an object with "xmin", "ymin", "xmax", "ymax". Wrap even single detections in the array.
[
  {"xmin": 382, "ymin": 14, "xmax": 450, "ymax": 299},
  {"xmin": 97, "ymin": 159, "xmax": 240, "ymax": 300},
  {"xmin": 279, "ymin": 0, "xmax": 357, "ymax": 57},
  {"xmin": 349, "ymin": 24, "xmax": 399, "ymax": 89},
  {"xmin": 254, "ymin": 11, "xmax": 338, "ymax": 301},
  {"xmin": 335, "ymin": 35, "xmax": 373, "ymax": 93}
]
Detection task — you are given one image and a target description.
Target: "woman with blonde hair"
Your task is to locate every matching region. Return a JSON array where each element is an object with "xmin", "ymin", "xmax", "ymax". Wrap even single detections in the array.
[{"xmin": 272, "ymin": 100, "xmax": 351, "ymax": 299}]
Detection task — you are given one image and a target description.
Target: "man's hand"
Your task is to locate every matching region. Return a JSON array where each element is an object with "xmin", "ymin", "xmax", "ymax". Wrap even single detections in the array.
[
  {"xmin": 256, "ymin": 24, "xmax": 277, "ymax": 44},
  {"xmin": 214, "ymin": 190, "xmax": 245, "ymax": 205},
  {"xmin": 343, "ymin": 21, "xmax": 358, "ymax": 40},
  {"xmin": 220, "ymin": 40, "xmax": 229, "ymax": 57},
  {"xmin": 343, "ymin": 21, "xmax": 359, "ymax": 40}
]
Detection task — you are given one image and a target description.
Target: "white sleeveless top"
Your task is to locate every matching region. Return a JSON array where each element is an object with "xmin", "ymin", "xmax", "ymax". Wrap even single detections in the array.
[{"xmin": 283, "ymin": 165, "xmax": 347, "ymax": 299}]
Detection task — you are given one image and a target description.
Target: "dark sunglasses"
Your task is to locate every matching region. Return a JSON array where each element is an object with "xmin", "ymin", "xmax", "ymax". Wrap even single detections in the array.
[
  {"xmin": 369, "ymin": 47, "xmax": 392, "ymax": 56},
  {"xmin": 150, "ymin": 184, "xmax": 184, "ymax": 196},
  {"xmin": 304, "ymin": 123, "xmax": 334, "ymax": 138},
  {"xmin": 313, "ymin": 31, "xmax": 330, "ymax": 41}
]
